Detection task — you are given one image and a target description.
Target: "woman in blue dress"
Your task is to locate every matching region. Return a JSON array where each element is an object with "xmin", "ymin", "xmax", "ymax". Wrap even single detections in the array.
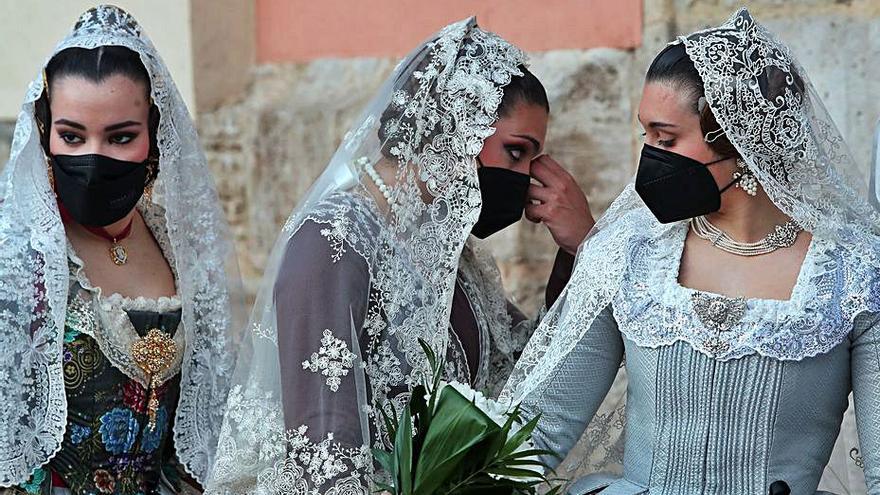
[{"xmin": 503, "ymin": 9, "xmax": 880, "ymax": 494}]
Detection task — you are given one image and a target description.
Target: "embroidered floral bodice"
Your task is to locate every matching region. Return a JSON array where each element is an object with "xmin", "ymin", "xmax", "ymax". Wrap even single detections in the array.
[{"xmin": 14, "ymin": 205, "xmax": 190, "ymax": 495}]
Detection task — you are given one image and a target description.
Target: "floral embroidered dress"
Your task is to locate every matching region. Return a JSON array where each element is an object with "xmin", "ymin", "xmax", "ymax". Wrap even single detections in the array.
[{"xmin": 12, "ymin": 204, "xmax": 189, "ymax": 495}]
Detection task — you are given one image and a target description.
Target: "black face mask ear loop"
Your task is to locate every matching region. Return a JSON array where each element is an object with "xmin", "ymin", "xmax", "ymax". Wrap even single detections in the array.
[{"xmin": 704, "ymin": 156, "xmax": 741, "ymax": 193}]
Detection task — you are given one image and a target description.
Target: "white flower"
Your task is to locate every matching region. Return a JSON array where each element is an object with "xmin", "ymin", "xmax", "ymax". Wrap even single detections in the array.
[{"xmin": 440, "ymin": 381, "xmax": 509, "ymax": 427}]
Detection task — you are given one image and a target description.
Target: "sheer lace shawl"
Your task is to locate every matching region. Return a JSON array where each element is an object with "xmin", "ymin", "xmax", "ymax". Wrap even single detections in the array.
[
  {"xmin": 205, "ymin": 19, "xmax": 528, "ymax": 494},
  {"xmin": 0, "ymin": 5, "xmax": 245, "ymax": 485}
]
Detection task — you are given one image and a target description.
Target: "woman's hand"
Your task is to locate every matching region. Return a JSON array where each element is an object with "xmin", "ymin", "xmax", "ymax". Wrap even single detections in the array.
[{"xmin": 526, "ymin": 155, "xmax": 595, "ymax": 255}]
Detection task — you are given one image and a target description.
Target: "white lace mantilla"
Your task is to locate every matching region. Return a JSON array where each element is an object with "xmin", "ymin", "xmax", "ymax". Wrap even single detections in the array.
[
  {"xmin": 209, "ymin": 385, "xmax": 372, "ymax": 495},
  {"xmin": 0, "ymin": 5, "xmax": 242, "ymax": 485},
  {"xmin": 612, "ymin": 220, "xmax": 880, "ymax": 361}
]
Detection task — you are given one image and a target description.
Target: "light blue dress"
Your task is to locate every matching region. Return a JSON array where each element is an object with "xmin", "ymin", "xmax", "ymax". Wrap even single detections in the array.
[{"xmin": 525, "ymin": 222, "xmax": 880, "ymax": 494}]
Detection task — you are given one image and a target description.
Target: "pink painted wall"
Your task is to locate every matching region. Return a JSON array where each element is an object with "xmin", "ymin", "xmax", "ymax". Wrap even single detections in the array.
[{"xmin": 256, "ymin": 0, "xmax": 642, "ymax": 63}]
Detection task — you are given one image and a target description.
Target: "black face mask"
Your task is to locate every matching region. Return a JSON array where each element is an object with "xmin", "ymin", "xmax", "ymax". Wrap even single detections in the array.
[
  {"xmin": 635, "ymin": 144, "xmax": 737, "ymax": 223},
  {"xmin": 472, "ymin": 159, "xmax": 531, "ymax": 239},
  {"xmin": 51, "ymin": 154, "xmax": 147, "ymax": 227}
]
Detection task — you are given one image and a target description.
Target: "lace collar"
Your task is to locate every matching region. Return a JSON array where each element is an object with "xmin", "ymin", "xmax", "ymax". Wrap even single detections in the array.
[{"xmin": 613, "ymin": 221, "xmax": 880, "ymax": 361}]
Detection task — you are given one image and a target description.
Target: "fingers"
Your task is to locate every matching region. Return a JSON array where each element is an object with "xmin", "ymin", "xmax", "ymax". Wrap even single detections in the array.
[
  {"xmin": 527, "ymin": 183, "xmax": 554, "ymax": 204},
  {"xmin": 525, "ymin": 202, "xmax": 550, "ymax": 223},
  {"xmin": 529, "ymin": 155, "xmax": 566, "ymax": 188}
]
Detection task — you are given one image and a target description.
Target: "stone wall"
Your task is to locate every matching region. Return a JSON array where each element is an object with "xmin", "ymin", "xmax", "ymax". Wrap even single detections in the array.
[
  {"xmin": 0, "ymin": 122, "xmax": 12, "ymax": 167},
  {"xmin": 200, "ymin": 0, "xmax": 880, "ymax": 312}
]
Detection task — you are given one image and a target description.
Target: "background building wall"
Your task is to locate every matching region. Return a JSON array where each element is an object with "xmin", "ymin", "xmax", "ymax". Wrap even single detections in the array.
[
  {"xmin": 0, "ymin": 0, "xmax": 196, "ymax": 118},
  {"xmin": 255, "ymin": 0, "xmax": 642, "ymax": 61}
]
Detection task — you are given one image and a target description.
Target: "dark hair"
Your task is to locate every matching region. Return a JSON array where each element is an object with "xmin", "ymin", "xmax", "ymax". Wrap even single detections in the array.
[
  {"xmin": 46, "ymin": 45, "xmax": 150, "ymax": 90},
  {"xmin": 36, "ymin": 46, "xmax": 160, "ymax": 183},
  {"xmin": 645, "ymin": 43, "xmax": 739, "ymax": 159},
  {"xmin": 498, "ymin": 66, "xmax": 549, "ymax": 116}
]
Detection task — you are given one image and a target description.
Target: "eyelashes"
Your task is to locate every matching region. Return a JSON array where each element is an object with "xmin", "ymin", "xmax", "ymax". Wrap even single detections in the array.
[
  {"xmin": 640, "ymin": 132, "xmax": 675, "ymax": 148},
  {"xmin": 109, "ymin": 133, "xmax": 137, "ymax": 145},
  {"xmin": 505, "ymin": 145, "xmax": 525, "ymax": 161},
  {"xmin": 55, "ymin": 131, "xmax": 140, "ymax": 146},
  {"xmin": 59, "ymin": 132, "xmax": 83, "ymax": 144}
]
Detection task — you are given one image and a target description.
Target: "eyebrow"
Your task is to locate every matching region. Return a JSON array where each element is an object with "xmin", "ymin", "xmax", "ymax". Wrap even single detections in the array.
[
  {"xmin": 512, "ymin": 133, "xmax": 542, "ymax": 154},
  {"xmin": 637, "ymin": 114, "xmax": 678, "ymax": 129},
  {"xmin": 104, "ymin": 120, "xmax": 142, "ymax": 132},
  {"xmin": 53, "ymin": 119, "xmax": 85, "ymax": 130},
  {"xmin": 53, "ymin": 119, "xmax": 142, "ymax": 132},
  {"xmin": 648, "ymin": 122, "xmax": 678, "ymax": 129}
]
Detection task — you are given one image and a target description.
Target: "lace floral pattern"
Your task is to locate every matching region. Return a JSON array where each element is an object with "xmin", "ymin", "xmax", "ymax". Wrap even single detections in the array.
[
  {"xmin": 0, "ymin": 5, "xmax": 243, "ymax": 486},
  {"xmin": 611, "ymin": 220, "xmax": 880, "ymax": 361},
  {"xmin": 680, "ymin": 8, "xmax": 880, "ymax": 243},
  {"xmin": 209, "ymin": 385, "xmax": 372, "ymax": 494},
  {"xmin": 302, "ymin": 330, "xmax": 357, "ymax": 392}
]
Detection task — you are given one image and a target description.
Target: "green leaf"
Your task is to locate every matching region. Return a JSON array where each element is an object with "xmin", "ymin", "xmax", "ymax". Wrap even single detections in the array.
[
  {"xmin": 379, "ymin": 400, "xmax": 400, "ymax": 441},
  {"xmin": 372, "ymin": 448, "xmax": 395, "ymax": 475},
  {"xmin": 395, "ymin": 404, "xmax": 414, "ymax": 495},
  {"xmin": 418, "ymin": 338, "xmax": 437, "ymax": 372},
  {"xmin": 413, "ymin": 386, "xmax": 502, "ymax": 493},
  {"xmin": 373, "ymin": 481, "xmax": 396, "ymax": 494},
  {"xmin": 499, "ymin": 413, "xmax": 541, "ymax": 459},
  {"xmin": 485, "ymin": 466, "xmax": 544, "ymax": 479},
  {"xmin": 408, "ymin": 384, "xmax": 430, "ymax": 472},
  {"xmin": 448, "ymin": 482, "xmax": 516, "ymax": 495}
]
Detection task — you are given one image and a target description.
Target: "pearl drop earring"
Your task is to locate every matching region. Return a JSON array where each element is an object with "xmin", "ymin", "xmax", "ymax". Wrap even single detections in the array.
[{"xmin": 732, "ymin": 158, "xmax": 758, "ymax": 197}]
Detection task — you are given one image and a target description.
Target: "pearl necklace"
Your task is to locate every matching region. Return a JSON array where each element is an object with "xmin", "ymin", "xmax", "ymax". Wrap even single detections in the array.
[
  {"xmin": 690, "ymin": 215, "xmax": 802, "ymax": 257},
  {"xmin": 361, "ymin": 158, "xmax": 396, "ymax": 208}
]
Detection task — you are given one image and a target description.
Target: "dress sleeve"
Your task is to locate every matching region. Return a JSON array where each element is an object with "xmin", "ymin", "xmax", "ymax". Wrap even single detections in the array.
[
  {"xmin": 521, "ymin": 304, "xmax": 624, "ymax": 469},
  {"xmin": 272, "ymin": 219, "xmax": 373, "ymax": 490},
  {"xmin": 545, "ymin": 249, "xmax": 575, "ymax": 309},
  {"xmin": 852, "ymin": 311, "xmax": 880, "ymax": 493}
]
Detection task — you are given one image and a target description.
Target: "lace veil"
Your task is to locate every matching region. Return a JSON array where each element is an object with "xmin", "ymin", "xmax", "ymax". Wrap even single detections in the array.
[
  {"xmin": 502, "ymin": 7, "xmax": 880, "ymax": 488},
  {"xmin": 205, "ymin": 18, "xmax": 528, "ymax": 493},
  {"xmin": 0, "ymin": 5, "xmax": 245, "ymax": 485}
]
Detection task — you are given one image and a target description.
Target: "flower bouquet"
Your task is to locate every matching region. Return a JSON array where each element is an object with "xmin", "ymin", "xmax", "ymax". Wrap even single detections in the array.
[{"xmin": 373, "ymin": 340, "xmax": 560, "ymax": 495}]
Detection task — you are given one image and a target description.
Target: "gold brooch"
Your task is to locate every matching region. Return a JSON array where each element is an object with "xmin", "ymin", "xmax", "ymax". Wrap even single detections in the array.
[{"xmin": 131, "ymin": 328, "xmax": 177, "ymax": 430}]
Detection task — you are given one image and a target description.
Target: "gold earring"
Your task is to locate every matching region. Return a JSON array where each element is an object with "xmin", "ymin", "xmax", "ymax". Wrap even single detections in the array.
[
  {"xmin": 144, "ymin": 157, "xmax": 158, "ymax": 202},
  {"xmin": 46, "ymin": 157, "xmax": 55, "ymax": 191},
  {"xmin": 42, "ymin": 68, "xmax": 50, "ymax": 98}
]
